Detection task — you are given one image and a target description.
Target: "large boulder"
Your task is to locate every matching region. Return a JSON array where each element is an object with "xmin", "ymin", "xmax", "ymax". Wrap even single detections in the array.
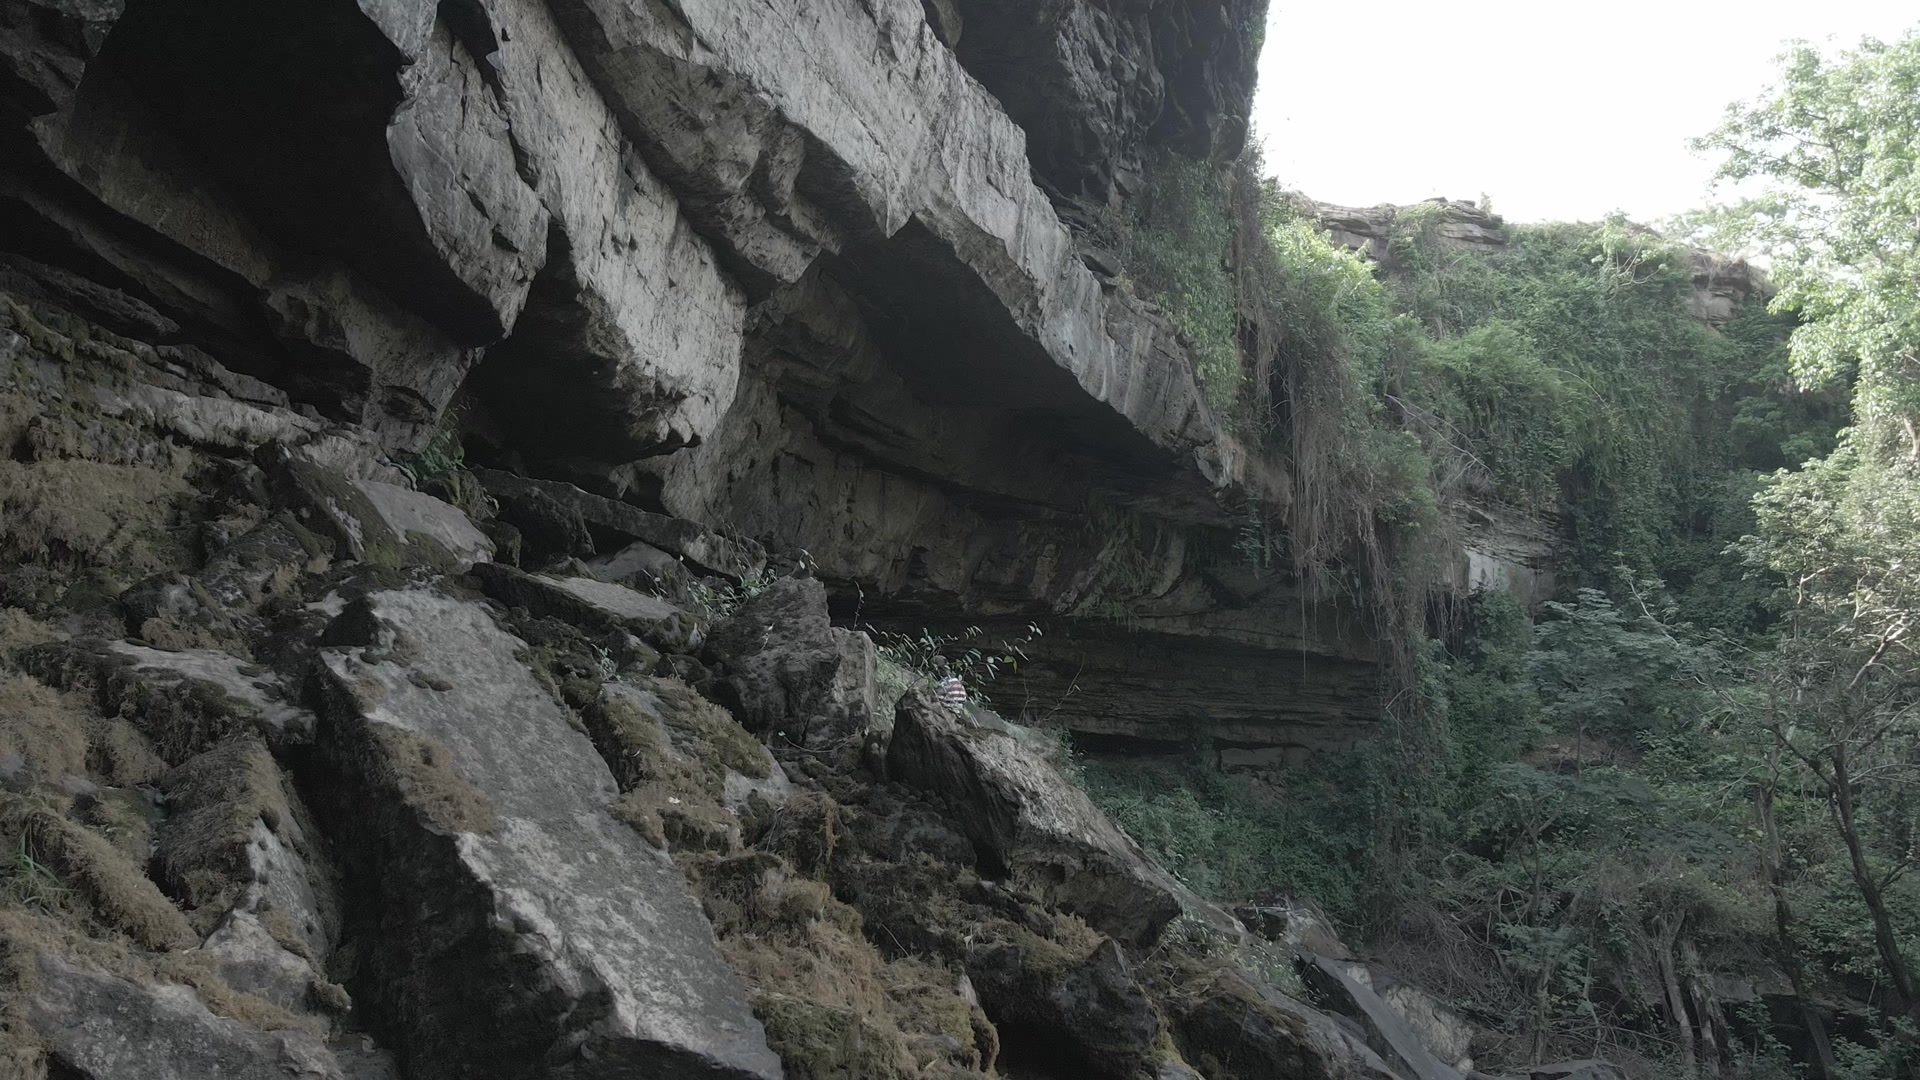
[
  {"xmin": 1168, "ymin": 965, "xmax": 1401, "ymax": 1080},
  {"xmin": 155, "ymin": 736, "xmax": 342, "ymax": 1014},
  {"xmin": 884, "ymin": 689, "xmax": 1189, "ymax": 946},
  {"xmin": 967, "ymin": 936, "xmax": 1163, "ymax": 1078},
  {"xmin": 313, "ymin": 586, "xmax": 780, "ymax": 1080},
  {"xmin": 1300, "ymin": 953, "xmax": 1464, "ymax": 1080},
  {"xmin": 702, "ymin": 577, "xmax": 877, "ymax": 750}
]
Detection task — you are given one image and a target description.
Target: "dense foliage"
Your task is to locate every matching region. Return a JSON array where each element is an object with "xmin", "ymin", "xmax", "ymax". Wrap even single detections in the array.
[{"xmin": 1089, "ymin": 25, "xmax": 1920, "ymax": 1080}]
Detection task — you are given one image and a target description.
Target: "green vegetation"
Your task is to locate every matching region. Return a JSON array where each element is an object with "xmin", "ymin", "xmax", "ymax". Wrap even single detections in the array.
[
  {"xmin": 1081, "ymin": 747, "xmax": 1380, "ymax": 919},
  {"xmin": 1079, "ymin": 25, "xmax": 1920, "ymax": 1080}
]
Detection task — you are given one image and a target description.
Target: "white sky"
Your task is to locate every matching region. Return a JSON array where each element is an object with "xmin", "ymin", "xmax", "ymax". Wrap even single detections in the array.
[{"xmin": 1252, "ymin": 0, "xmax": 1916, "ymax": 224}]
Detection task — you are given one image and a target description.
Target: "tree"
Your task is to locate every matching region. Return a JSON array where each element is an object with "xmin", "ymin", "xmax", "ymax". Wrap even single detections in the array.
[
  {"xmin": 1693, "ymin": 31, "xmax": 1920, "ymax": 461},
  {"xmin": 1693, "ymin": 33, "xmax": 1920, "ymax": 1067},
  {"xmin": 1529, "ymin": 588, "xmax": 1708, "ymax": 771},
  {"xmin": 1742, "ymin": 446, "xmax": 1920, "ymax": 1056}
]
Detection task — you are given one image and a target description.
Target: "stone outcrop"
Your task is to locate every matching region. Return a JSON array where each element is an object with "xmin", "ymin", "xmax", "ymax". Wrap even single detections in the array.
[
  {"xmin": 1166, "ymin": 965, "xmax": 1403, "ymax": 1080},
  {"xmin": 0, "ymin": 0, "xmax": 1408, "ymax": 764},
  {"xmin": 886, "ymin": 689, "xmax": 1190, "ymax": 945},
  {"xmin": 945, "ymin": 0, "xmax": 1269, "ymax": 200},
  {"xmin": 1455, "ymin": 502, "xmax": 1561, "ymax": 611},
  {"xmin": 1300, "ymin": 195, "xmax": 1765, "ymax": 334},
  {"xmin": 313, "ymin": 586, "xmax": 780, "ymax": 1080},
  {"xmin": 1300, "ymin": 954, "xmax": 1464, "ymax": 1080},
  {"xmin": 702, "ymin": 577, "xmax": 878, "ymax": 750},
  {"xmin": 1308, "ymin": 198, "xmax": 1506, "ymax": 265},
  {"xmin": 19, "ymin": 952, "xmax": 351, "ymax": 1080}
]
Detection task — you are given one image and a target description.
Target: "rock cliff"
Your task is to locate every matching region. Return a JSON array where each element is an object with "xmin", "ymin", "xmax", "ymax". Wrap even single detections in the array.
[
  {"xmin": 7, "ymin": 0, "xmax": 1416, "ymax": 764},
  {"xmin": 1, "ymin": 1, "xmax": 1501, "ymax": 1077}
]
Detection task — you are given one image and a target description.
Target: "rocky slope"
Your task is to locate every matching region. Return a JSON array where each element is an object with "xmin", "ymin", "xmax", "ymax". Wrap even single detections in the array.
[
  {"xmin": 0, "ymin": 0, "xmax": 1611, "ymax": 1078},
  {"xmin": 0, "ymin": 298, "xmax": 1423, "ymax": 1077}
]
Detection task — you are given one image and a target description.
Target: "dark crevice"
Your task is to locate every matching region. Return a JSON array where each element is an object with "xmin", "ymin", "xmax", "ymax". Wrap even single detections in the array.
[
  {"xmin": 92, "ymin": 0, "xmax": 506, "ymax": 346},
  {"xmin": 468, "ymin": 221, "xmax": 688, "ymax": 464}
]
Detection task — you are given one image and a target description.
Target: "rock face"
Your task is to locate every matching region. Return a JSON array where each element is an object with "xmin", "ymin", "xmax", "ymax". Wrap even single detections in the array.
[
  {"xmin": 0, "ymin": 0, "xmax": 1492, "ymax": 1062},
  {"xmin": 887, "ymin": 689, "xmax": 1191, "ymax": 946},
  {"xmin": 313, "ymin": 587, "xmax": 780, "ymax": 1080},
  {"xmin": 0, "ymin": 0, "xmax": 1415, "ymax": 765},
  {"xmin": 1300, "ymin": 954, "xmax": 1464, "ymax": 1080},
  {"xmin": 946, "ymin": 0, "xmax": 1269, "ymax": 199}
]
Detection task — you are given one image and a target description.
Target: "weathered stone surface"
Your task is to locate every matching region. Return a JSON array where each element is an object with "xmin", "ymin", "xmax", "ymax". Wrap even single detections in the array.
[
  {"xmin": 1689, "ymin": 252, "xmax": 1763, "ymax": 329},
  {"xmin": 644, "ymin": 366, "xmax": 1386, "ymax": 750},
  {"xmin": 314, "ymin": 587, "xmax": 779, "ymax": 1080},
  {"xmin": 542, "ymin": 0, "xmax": 1232, "ymax": 468},
  {"xmin": 275, "ymin": 455, "xmax": 491, "ymax": 571},
  {"xmin": 201, "ymin": 910, "xmax": 324, "ymax": 1016},
  {"xmin": 491, "ymin": 483, "xmax": 595, "ymax": 563},
  {"xmin": 599, "ymin": 678, "xmax": 790, "ymax": 814},
  {"xmin": 92, "ymin": 381, "xmax": 323, "ymax": 453},
  {"xmin": 1309, "ymin": 197, "xmax": 1505, "ymax": 266},
  {"xmin": 471, "ymin": 562, "xmax": 702, "ymax": 653},
  {"xmin": 8, "ymin": 0, "xmax": 742, "ymax": 452},
  {"xmin": 586, "ymin": 539, "xmax": 696, "ymax": 602},
  {"xmin": 886, "ymin": 689, "xmax": 1185, "ymax": 945},
  {"xmin": 1456, "ymin": 502, "xmax": 1560, "ymax": 611},
  {"xmin": 102, "ymin": 641, "xmax": 317, "ymax": 750},
  {"xmin": 1237, "ymin": 900, "xmax": 1351, "ymax": 960},
  {"xmin": 703, "ymin": 577, "xmax": 876, "ymax": 749},
  {"xmin": 13, "ymin": 634, "xmax": 312, "ymax": 760},
  {"xmin": 476, "ymin": 469, "xmax": 764, "ymax": 580},
  {"xmin": 22, "ymin": 951, "xmax": 348, "ymax": 1080},
  {"xmin": 970, "ymin": 936, "xmax": 1163, "ymax": 1077},
  {"xmin": 948, "ymin": 0, "xmax": 1266, "ymax": 198},
  {"xmin": 0, "ymin": 0, "xmax": 125, "ymax": 117},
  {"xmin": 462, "ymin": 0, "xmax": 746, "ymax": 458},
  {"xmin": 1301, "ymin": 954, "xmax": 1463, "ymax": 1080},
  {"xmin": 1170, "ymin": 967, "xmax": 1401, "ymax": 1080},
  {"xmin": 150, "ymin": 737, "xmax": 345, "ymax": 1024},
  {"xmin": 1375, "ymin": 978, "xmax": 1475, "ymax": 1074}
]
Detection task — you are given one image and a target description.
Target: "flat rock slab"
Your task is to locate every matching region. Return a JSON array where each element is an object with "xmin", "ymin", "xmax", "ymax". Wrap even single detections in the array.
[
  {"xmin": 1302, "ymin": 953, "xmax": 1462, "ymax": 1080},
  {"xmin": 586, "ymin": 539, "xmax": 695, "ymax": 602},
  {"xmin": 314, "ymin": 587, "xmax": 779, "ymax": 1080},
  {"xmin": 470, "ymin": 563, "xmax": 702, "ymax": 652},
  {"xmin": 107, "ymin": 642, "xmax": 315, "ymax": 748},
  {"xmin": 18, "ymin": 639, "xmax": 314, "ymax": 760},
  {"xmin": 278, "ymin": 455, "xmax": 491, "ymax": 570},
  {"xmin": 23, "ymin": 952, "xmax": 347, "ymax": 1080},
  {"xmin": 475, "ymin": 470, "xmax": 763, "ymax": 580},
  {"xmin": 887, "ymin": 690, "xmax": 1187, "ymax": 946}
]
